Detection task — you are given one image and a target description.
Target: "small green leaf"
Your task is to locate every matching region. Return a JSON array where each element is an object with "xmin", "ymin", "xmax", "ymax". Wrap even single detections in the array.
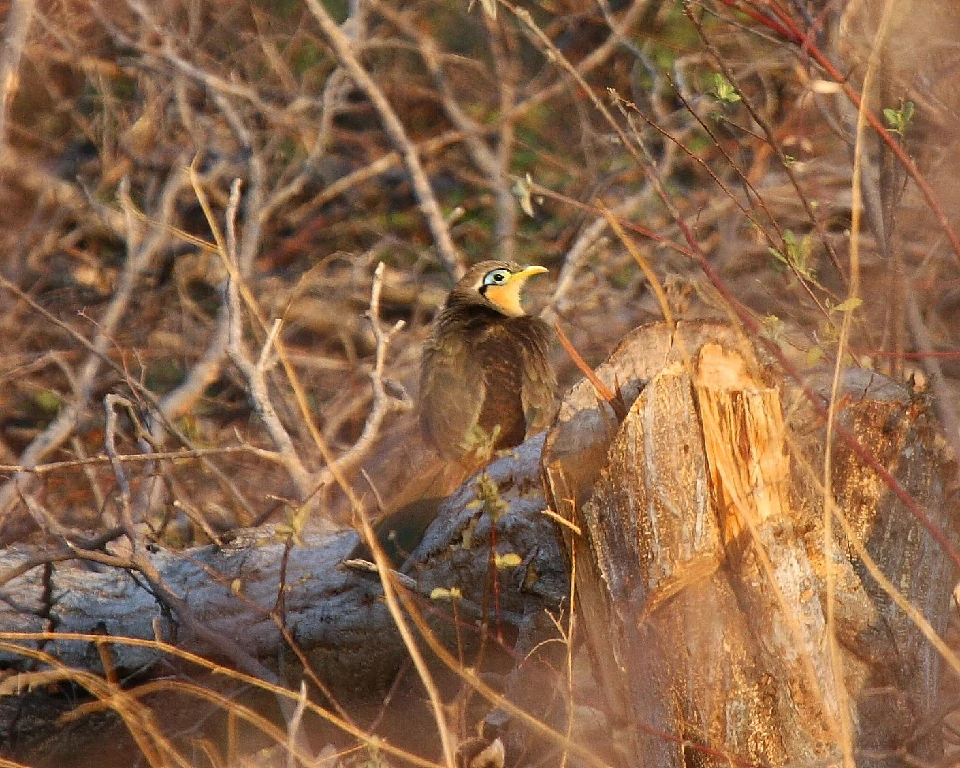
[
  {"xmin": 820, "ymin": 322, "xmax": 841, "ymax": 344},
  {"xmin": 831, "ymin": 297, "xmax": 862, "ymax": 313},
  {"xmin": 711, "ymin": 73, "xmax": 741, "ymax": 104},
  {"xmin": 33, "ymin": 390, "xmax": 62, "ymax": 415},
  {"xmin": 430, "ymin": 587, "xmax": 462, "ymax": 601},
  {"xmin": 769, "ymin": 230, "xmax": 815, "ymax": 280},
  {"xmin": 883, "ymin": 100, "xmax": 915, "ymax": 136},
  {"xmin": 495, "ymin": 552, "xmax": 522, "ymax": 569}
]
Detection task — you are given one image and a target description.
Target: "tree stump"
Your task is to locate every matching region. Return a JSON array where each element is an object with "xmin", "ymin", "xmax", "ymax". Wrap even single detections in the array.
[{"xmin": 542, "ymin": 321, "xmax": 956, "ymax": 766}]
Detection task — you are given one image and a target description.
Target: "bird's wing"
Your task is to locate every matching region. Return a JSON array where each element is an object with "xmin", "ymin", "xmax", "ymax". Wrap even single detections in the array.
[
  {"xmin": 517, "ymin": 317, "xmax": 558, "ymax": 434},
  {"xmin": 419, "ymin": 330, "xmax": 485, "ymax": 460}
]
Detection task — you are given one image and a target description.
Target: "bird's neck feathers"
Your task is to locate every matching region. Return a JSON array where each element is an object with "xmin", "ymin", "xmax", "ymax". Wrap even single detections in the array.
[{"xmin": 443, "ymin": 289, "xmax": 515, "ymax": 322}]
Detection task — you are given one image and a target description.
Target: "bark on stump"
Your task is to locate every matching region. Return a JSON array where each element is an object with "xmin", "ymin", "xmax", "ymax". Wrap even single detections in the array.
[{"xmin": 543, "ymin": 321, "xmax": 956, "ymax": 767}]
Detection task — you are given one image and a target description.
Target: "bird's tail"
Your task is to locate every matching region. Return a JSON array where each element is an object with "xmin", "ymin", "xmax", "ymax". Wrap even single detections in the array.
[{"xmin": 347, "ymin": 439, "xmax": 482, "ymax": 566}]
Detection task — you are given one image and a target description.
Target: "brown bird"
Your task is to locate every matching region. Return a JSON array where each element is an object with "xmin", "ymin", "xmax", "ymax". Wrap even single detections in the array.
[
  {"xmin": 419, "ymin": 260, "xmax": 556, "ymax": 466},
  {"xmin": 356, "ymin": 261, "xmax": 556, "ymax": 565}
]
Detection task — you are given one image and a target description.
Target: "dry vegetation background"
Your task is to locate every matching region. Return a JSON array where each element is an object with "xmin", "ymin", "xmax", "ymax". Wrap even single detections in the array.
[{"xmin": 0, "ymin": 0, "xmax": 960, "ymax": 765}]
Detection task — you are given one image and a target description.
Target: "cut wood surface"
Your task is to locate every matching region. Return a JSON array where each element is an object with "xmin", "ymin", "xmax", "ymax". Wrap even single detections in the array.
[{"xmin": 544, "ymin": 321, "xmax": 957, "ymax": 766}]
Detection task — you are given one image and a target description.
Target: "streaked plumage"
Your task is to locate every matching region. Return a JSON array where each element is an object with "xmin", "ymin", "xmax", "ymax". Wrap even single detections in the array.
[
  {"xmin": 352, "ymin": 261, "xmax": 556, "ymax": 566},
  {"xmin": 419, "ymin": 261, "xmax": 556, "ymax": 465}
]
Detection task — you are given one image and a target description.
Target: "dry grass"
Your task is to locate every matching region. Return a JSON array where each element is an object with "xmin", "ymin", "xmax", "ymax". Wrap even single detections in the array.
[{"xmin": 1, "ymin": 0, "xmax": 959, "ymax": 764}]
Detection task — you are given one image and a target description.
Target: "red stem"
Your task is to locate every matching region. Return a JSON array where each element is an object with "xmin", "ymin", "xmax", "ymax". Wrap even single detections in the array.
[{"xmin": 725, "ymin": 0, "xmax": 960, "ymax": 265}]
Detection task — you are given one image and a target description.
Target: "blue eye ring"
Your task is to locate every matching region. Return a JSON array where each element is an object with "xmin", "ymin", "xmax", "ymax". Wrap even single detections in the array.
[{"xmin": 483, "ymin": 268, "xmax": 511, "ymax": 287}]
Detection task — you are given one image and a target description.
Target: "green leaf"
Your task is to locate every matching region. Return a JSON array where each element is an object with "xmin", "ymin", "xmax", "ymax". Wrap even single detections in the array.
[
  {"xmin": 33, "ymin": 390, "xmax": 62, "ymax": 415},
  {"xmin": 805, "ymin": 346, "xmax": 825, "ymax": 365},
  {"xmin": 769, "ymin": 230, "xmax": 815, "ymax": 280},
  {"xmin": 883, "ymin": 100, "xmax": 915, "ymax": 136},
  {"xmin": 831, "ymin": 297, "xmax": 862, "ymax": 313},
  {"xmin": 495, "ymin": 552, "xmax": 522, "ymax": 569},
  {"xmin": 711, "ymin": 73, "xmax": 741, "ymax": 104}
]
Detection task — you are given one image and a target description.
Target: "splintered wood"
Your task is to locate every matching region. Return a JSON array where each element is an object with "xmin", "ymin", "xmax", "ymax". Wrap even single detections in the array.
[
  {"xmin": 695, "ymin": 343, "xmax": 845, "ymax": 752},
  {"xmin": 696, "ymin": 343, "xmax": 790, "ymax": 544},
  {"xmin": 542, "ymin": 322, "xmax": 956, "ymax": 768}
]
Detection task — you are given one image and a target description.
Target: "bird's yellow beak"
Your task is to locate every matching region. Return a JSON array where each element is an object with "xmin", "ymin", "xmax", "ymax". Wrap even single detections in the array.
[
  {"xmin": 486, "ymin": 265, "xmax": 548, "ymax": 317},
  {"xmin": 513, "ymin": 265, "xmax": 548, "ymax": 280}
]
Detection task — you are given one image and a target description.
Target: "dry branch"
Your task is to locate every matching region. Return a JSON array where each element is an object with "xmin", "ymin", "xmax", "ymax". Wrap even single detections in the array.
[{"xmin": 305, "ymin": 0, "xmax": 465, "ymax": 280}]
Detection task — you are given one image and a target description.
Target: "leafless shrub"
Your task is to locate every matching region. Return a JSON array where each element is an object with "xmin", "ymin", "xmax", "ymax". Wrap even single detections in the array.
[{"xmin": 0, "ymin": 0, "xmax": 959, "ymax": 763}]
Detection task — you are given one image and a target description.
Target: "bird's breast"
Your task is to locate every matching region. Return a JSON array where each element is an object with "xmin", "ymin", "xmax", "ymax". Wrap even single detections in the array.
[
  {"xmin": 472, "ymin": 319, "xmax": 537, "ymax": 450},
  {"xmin": 421, "ymin": 304, "xmax": 553, "ymax": 461},
  {"xmin": 475, "ymin": 342, "xmax": 525, "ymax": 449}
]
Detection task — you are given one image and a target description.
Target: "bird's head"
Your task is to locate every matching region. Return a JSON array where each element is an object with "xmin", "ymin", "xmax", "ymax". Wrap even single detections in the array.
[{"xmin": 454, "ymin": 260, "xmax": 549, "ymax": 317}]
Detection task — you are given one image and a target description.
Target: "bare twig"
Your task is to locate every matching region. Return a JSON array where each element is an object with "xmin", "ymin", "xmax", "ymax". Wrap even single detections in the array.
[
  {"xmin": 103, "ymin": 393, "xmax": 141, "ymax": 545},
  {"xmin": 554, "ymin": 322, "xmax": 627, "ymax": 421},
  {"xmin": 549, "ymin": 191, "xmax": 654, "ymax": 315},
  {"xmin": 304, "ymin": 0, "xmax": 465, "ymax": 280},
  {"xmin": 0, "ymin": 166, "xmax": 185, "ymax": 526},
  {"xmin": 353, "ymin": 483, "xmax": 458, "ymax": 768},
  {"xmin": 99, "ymin": 0, "xmax": 283, "ymax": 117},
  {"xmin": 373, "ymin": 2, "xmax": 520, "ymax": 260},
  {"xmin": 684, "ymin": 6, "xmax": 849, "ymax": 285},
  {"xmin": 1, "ymin": 631, "xmax": 443, "ymax": 768},
  {"xmin": 0, "ymin": 0, "xmax": 37, "ymax": 151},
  {"xmin": 215, "ymin": 179, "xmax": 312, "ymax": 498},
  {"xmin": 733, "ymin": 1, "xmax": 960, "ymax": 266},
  {"xmin": 285, "ymin": 681, "xmax": 309, "ymax": 768},
  {"xmin": 343, "ymin": 262, "xmax": 411, "ymax": 471}
]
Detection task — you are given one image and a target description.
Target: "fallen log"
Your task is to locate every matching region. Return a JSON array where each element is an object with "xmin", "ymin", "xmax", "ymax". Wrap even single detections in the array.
[{"xmin": 0, "ymin": 433, "xmax": 565, "ymax": 694}]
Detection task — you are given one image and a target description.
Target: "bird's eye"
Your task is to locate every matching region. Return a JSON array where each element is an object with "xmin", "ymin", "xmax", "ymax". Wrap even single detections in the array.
[{"xmin": 483, "ymin": 269, "xmax": 511, "ymax": 286}]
